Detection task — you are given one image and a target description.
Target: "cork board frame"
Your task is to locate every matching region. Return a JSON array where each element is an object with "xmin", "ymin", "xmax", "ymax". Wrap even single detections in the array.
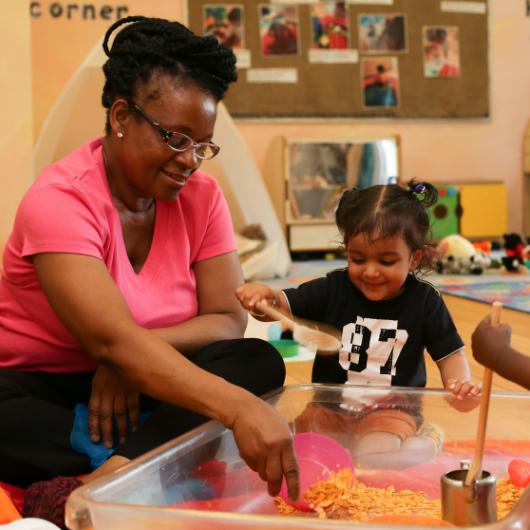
[{"xmin": 186, "ymin": 1, "xmax": 489, "ymax": 120}]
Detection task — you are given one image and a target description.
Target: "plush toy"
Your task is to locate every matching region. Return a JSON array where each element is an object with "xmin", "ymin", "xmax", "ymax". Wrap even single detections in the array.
[
  {"xmin": 473, "ymin": 240, "xmax": 492, "ymax": 255},
  {"xmin": 502, "ymin": 233, "xmax": 526, "ymax": 272},
  {"xmin": 435, "ymin": 234, "xmax": 490, "ymax": 275}
]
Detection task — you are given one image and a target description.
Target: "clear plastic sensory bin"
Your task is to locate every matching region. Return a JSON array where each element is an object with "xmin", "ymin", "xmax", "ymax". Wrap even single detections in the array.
[{"xmin": 66, "ymin": 385, "xmax": 530, "ymax": 530}]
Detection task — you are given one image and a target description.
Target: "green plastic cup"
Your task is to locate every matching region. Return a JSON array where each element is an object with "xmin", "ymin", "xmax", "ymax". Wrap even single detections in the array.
[{"xmin": 268, "ymin": 339, "xmax": 300, "ymax": 358}]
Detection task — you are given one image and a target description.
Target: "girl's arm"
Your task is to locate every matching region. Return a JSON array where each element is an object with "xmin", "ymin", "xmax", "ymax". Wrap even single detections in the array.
[
  {"xmin": 437, "ymin": 349, "xmax": 481, "ymax": 399},
  {"xmin": 235, "ymin": 283, "xmax": 291, "ymax": 321}
]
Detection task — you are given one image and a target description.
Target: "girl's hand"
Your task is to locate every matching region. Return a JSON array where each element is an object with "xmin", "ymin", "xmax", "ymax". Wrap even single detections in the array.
[
  {"xmin": 437, "ymin": 349, "xmax": 479, "ymax": 411},
  {"xmin": 447, "ymin": 378, "xmax": 482, "ymax": 400},
  {"xmin": 235, "ymin": 283, "xmax": 277, "ymax": 318},
  {"xmin": 89, "ymin": 365, "xmax": 140, "ymax": 448},
  {"xmin": 445, "ymin": 379, "xmax": 481, "ymax": 412}
]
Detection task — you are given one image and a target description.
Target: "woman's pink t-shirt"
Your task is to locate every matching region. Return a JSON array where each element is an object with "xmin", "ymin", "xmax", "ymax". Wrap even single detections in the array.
[{"xmin": 0, "ymin": 138, "xmax": 236, "ymax": 372}]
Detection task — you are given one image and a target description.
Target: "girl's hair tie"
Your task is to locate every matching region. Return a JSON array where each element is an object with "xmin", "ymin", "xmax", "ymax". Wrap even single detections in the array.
[{"xmin": 412, "ymin": 183, "xmax": 426, "ymax": 194}]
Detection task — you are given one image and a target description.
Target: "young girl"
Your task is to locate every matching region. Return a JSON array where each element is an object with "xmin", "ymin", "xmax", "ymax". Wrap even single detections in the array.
[
  {"xmin": 236, "ymin": 180, "xmax": 479, "ymax": 398},
  {"xmin": 237, "ymin": 180, "xmax": 480, "ymax": 468}
]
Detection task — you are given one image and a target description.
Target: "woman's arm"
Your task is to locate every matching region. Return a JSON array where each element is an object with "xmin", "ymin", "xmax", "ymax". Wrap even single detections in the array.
[
  {"xmin": 151, "ymin": 251, "xmax": 248, "ymax": 354},
  {"xmin": 33, "ymin": 252, "xmax": 299, "ymax": 498}
]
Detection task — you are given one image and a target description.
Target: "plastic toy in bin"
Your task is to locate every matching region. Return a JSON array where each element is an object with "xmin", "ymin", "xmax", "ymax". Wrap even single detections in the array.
[
  {"xmin": 268, "ymin": 322, "xmax": 299, "ymax": 358},
  {"xmin": 268, "ymin": 339, "xmax": 299, "ymax": 358},
  {"xmin": 279, "ymin": 432, "xmax": 354, "ymax": 511},
  {"xmin": 65, "ymin": 385, "xmax": 530, "ymax": 530},
  {"xmin": 508, "ymin": 459, "xmax": 530, "ymax": 488}
]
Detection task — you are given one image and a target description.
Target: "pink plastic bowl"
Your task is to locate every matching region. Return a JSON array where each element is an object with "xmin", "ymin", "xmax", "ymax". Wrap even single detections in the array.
[{"xmin": 279, "ymin": 432, "xmax": 354, "ymax": 511}]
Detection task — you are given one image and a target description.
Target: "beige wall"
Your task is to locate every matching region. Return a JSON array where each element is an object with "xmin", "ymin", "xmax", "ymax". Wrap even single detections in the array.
[
  {"xmin": 237, "ymin": 1, "xmax": 530, "ymax": 233},
  {"xmin": 31, "ymin": 1, "xmax": 182, "ymax": 139},
  {"xmin": 1, "ymin": 1, "xmax": 529, "ymax": 244},
  {"xmin": 0, "ymin": 2, "xmax": 33, "ymax": 245}
]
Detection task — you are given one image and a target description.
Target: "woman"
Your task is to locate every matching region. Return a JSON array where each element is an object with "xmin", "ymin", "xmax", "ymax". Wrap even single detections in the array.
[{"xmin": 0, "ymin": 16, "xmax": 298, "ymax": 525}]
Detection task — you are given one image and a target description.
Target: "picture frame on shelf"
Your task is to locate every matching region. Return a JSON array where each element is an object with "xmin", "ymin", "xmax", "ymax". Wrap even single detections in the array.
[
  {"xmin": 285, "ymin": 137, "xmax": 400, "ymax": 223},
  {"xmin": 284, "ymin": 136, "xmax": 400, "ymax": 251}
]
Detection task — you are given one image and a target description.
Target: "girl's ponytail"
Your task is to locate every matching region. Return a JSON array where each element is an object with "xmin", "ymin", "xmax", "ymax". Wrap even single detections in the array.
[{"xmin": 407, "ymin": 179, "xmax": 438, "ymax": 208}]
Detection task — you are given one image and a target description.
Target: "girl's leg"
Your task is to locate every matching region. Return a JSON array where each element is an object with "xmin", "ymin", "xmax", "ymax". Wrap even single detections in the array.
[{"xmin": 0, "ymin": 371, "xmax": 93, "ymax": 487}]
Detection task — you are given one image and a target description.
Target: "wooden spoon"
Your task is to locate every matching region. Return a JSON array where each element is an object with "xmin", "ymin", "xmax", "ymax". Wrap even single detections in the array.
[
  {"xmin": 464, "ymin": 301, "xmax": 502, "ymax": 486},
  {"xmin": 254, "ymin": 301, "xmax": 342, "ymax": 353}
]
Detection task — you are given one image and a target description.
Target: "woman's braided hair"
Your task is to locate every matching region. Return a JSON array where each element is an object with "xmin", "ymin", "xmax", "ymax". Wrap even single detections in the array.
[
  {"xmin": 101, "ymin": 16, "xmax": 237, "ymax": 132},
  {"xmin": 335, "ymin": 180, "xmax": 438, "ymax": 272}
]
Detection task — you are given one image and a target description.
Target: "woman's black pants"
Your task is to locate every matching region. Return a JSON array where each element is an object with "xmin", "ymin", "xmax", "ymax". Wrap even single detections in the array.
[{"xmin": 0, "ymin": 338, "xmax": 285, "ymax": 487}]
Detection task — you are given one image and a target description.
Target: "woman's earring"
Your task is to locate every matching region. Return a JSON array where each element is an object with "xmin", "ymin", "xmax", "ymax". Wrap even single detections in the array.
[{"xmin": 117, "ymin": 132, "xmax": 124, "ymax": 139}]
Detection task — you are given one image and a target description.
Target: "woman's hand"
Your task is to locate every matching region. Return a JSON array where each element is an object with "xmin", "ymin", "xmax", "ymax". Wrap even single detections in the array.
[
  {"xmin": 228, "ymin": 395, "xmax": 299, "ymax": 500},
  {"xmin": 89, "ymin": 365, "xmax": 140, "ymax": 448}
]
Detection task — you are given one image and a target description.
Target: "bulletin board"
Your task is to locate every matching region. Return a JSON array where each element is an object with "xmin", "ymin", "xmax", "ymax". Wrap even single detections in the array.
[{"xmin": 185, "ymin": 0, "xmax": 489, "ymax": 119}]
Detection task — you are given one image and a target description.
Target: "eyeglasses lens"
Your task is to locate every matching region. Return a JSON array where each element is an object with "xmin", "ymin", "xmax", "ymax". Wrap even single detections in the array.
[{"xmin": 167, "ymin": 134, "xmax": 219, "ymax": 160}]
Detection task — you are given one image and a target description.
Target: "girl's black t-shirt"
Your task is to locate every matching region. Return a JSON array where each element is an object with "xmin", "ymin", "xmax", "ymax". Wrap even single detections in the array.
[{"xmin": 283, "ymin": 270, "xmax": 464, "ymax": 387}]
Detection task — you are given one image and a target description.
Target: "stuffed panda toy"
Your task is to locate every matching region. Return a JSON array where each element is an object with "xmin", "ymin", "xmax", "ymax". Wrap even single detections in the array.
[{"xmin": 435, "ymin": 234, "xmax": 490, "ymax": 275}]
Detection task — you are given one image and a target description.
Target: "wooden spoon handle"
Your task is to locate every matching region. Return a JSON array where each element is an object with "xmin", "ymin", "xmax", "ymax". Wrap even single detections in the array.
[
  {"xmin": 254, "ymin": 301, "xmax": 296, "ymax": 330},
  {"xmin": 464, "ymin": 302, "xmax": 502, "ymax": 485},
  {"xmin": 490, "ymin": 301, "xmax": 502, "ymax": 327}
]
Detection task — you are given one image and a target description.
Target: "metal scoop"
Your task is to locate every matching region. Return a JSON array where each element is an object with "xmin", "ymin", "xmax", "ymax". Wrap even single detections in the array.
[
  {"xmin": 441, "ymin": 460, "xmax": 497, "ymax": 526},
  {"xmin": 254, "ymin": 301, "xmax": 342, "ymax": 353},
  {"xmin": 441, "ymin": 302, "xmax": 502, "ymax": 526}
]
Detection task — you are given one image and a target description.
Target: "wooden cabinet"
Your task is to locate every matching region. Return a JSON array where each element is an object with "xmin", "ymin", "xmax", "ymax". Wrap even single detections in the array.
[
  {"xmin": 263, "ymin": 139, "xmax": 507, "ymax": 250},
  {"xmin": 523, "ymin": 121, "xmax": 530, "ymax": 235},
  {"xmin": 288, "ymin": 221, "xmax": 342, "ymax": 252},
  {"xmin": 282, "ymin": 136, "xmax": 400, "ymax": 252},
  {"xmin": 459, "ymin": 183, "xmax": 507, "ymax": 238},
  {"xmin": 428, "ymin": 184, "xmax": 459, "ymax": 239},
  {"xmin": 429, "ymin": 182, "xmax": 507, "ymax": 240}
]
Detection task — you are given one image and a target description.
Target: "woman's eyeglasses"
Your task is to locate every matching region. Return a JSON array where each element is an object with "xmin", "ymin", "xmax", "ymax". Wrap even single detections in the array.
[{"xmin": 131, "ymin": 103, "xmax": 220, "ymax": 160}]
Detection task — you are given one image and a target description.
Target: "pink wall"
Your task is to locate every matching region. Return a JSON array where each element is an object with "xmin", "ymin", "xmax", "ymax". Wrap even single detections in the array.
[{"xmin": 232, "ymin": 1, "xmax": 530, "ymax": 233}]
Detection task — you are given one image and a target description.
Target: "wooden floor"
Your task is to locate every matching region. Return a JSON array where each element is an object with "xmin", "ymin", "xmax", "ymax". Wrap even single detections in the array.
[{"xmin": 285, "ymin": 294, "xmax": 530, "ymax": 393}]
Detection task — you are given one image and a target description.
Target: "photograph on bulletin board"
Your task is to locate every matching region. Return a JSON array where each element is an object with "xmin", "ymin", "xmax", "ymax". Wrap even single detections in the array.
[
  {"xmin": 258, "ymin": 4, "xmax": 300, "ymax": 56},
  {"xmin": 202, "ymin": 4, "xmax": 245, "ymax": 49},
  {"xmin": 361, "ymin": 57, "xmax": 400, "ymax": 109},
  {"xmin": 310, "ymin": 2, "xmax": 349, "ymax": 50},
  {"xmin": 358, "ymin": 13, "xmax": 407, "ymax": 53},
  {"xmin": 422, "ymin": 26, "xmax": 461, "ymax": 78},
  {"xmin": 185, "ymin": 0, "xmax": 490, "ymax": 119}
]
